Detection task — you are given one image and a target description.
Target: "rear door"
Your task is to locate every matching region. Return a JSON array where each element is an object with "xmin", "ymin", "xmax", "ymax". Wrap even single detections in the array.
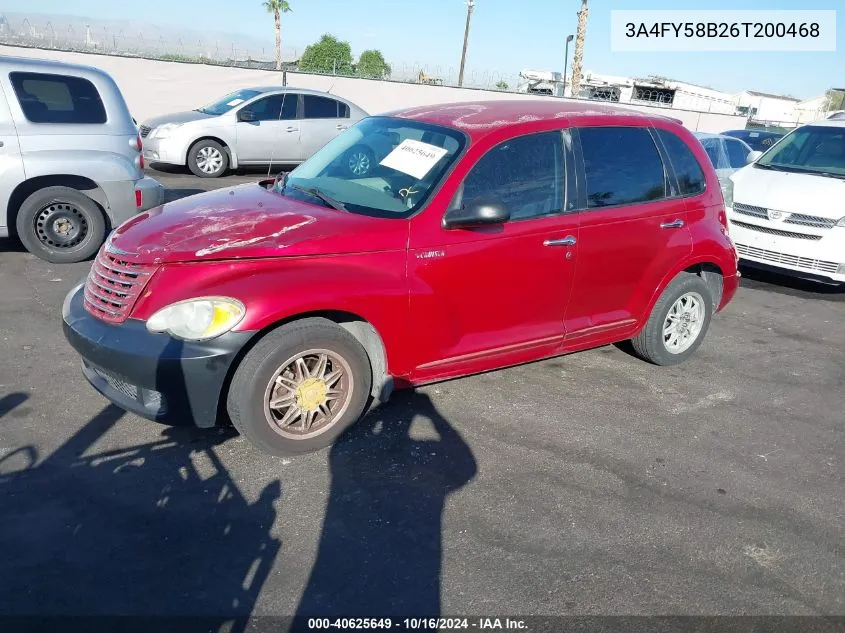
[
  {"xmin": 234, "ymin": 93, "xmax": 299, "ymax": 164},
  {"xmin": 0, "ymin": 84, "xmax": 25, "ymax": 236},
  {"xmin": 298, "ymin": 95, "xmax": 352, "ymax": 160},
  {"xmin": 563, "ymin": 125, "xmax": 693, "ymax": 339}
]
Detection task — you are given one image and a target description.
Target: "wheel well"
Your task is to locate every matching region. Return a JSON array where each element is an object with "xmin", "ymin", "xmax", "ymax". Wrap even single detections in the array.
[
  {"xmin": 216, "ymin": 310, "xmax": 392, "ymax": 426},
  {"xmin": 187, "ymin": 137, "xmax": 232, "ymax": 165},
  {"xmin": 5, "ymin": 175, "xmax": 108, "ymax": 237},
  {"xmin": 684, "ymin": 263, "xmax": 724, "ymax": 310}
]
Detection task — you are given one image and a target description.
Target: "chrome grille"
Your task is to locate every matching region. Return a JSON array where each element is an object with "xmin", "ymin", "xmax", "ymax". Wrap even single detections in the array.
[
  {"xmin": 735, "ymin": 243, "xmax": 839, "ymax": 274},
  {"xmin": 733, "ymin": 203, "xmax": 837, "ymax": 230},
  {"xmin": 83, "ymin": 247, "xmax": 157, "ymax": 324},
  {"xmin": 139, "ymin": 125, "xmax": 151, "ymax": 138},
  {"xmin": 785, "ymin": 213, "xmax": 837, "ymax": 229},
  {"xmin": 732, "ymin": 203, "xmax": 767, "ymax": 219},
  {"xmin": 731, "ymin": 220, "xmax": 822, "ymax": 241}
]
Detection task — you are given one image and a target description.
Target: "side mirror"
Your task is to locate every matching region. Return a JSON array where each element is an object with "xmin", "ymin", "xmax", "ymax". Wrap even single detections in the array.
[
  {"xmin": 237, "ymin": 109, "xmax": 255, "ymax": 122},
  {"xmin": 443, "ymin": 197, "xmax": 510, "ymax": 229},
  {"xmin": 747, "ymin": 150, "xmax": 763, "ymax": 163}
]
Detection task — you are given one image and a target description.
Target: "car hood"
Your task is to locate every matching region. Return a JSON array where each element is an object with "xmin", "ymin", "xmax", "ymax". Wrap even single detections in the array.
[
  {"xmin": 141, "ymin": 110, "xmax": 218, "ymax": 128},
  {"xmin": 107, "ymin": 183, "xmax": 408, "ymax": 264},
  {"xmin": 731, "ymin": 165, "xmax": 845, "ymax": 220}
]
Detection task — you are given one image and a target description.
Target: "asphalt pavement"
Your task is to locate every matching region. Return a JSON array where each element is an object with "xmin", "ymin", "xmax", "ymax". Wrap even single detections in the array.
[{"xmin": 0, "ymin": 167, "xmax": 842, "ymax": 623}]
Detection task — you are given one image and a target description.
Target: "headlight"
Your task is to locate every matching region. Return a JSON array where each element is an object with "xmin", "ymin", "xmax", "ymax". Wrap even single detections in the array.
[
  {"xmin": 150, "ymin": 123, "xmax": 183, "ymax": 139},
  {"xmin": 723, "ymin": 177, "xmax": 734, "ymax": 209},
  {"xmin": 146, "ymin": 297, "xmax": 245, "ymax": 341},
  {"xmin": 837, "ymin": 217, "xmax": 845, "ymax": 227}
]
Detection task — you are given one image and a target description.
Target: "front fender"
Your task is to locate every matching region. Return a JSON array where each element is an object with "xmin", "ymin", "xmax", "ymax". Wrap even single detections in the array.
[{"xmin": 130, "ymin": 253, "xmax": 412, "ymax": 375}]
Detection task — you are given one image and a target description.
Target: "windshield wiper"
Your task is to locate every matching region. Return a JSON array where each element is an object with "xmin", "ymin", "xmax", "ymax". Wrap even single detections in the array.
[{"xmin": 291, "ymin": 184, "xmax": 347, "ymax": 212}]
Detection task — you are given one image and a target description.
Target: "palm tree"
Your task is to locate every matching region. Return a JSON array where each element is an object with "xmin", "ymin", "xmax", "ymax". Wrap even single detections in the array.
[{"xmin": 263, "ymin": 0, "xmax": 292, "ymax": 71}]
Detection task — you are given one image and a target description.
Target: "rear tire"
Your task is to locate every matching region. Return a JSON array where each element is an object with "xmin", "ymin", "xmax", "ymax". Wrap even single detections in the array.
[
  {"xmin": 226, "ymin": 318, "xmax": 372, "ymax": 457},
  {"xmin": 187, "ymin": 139, "xmax": 229, "ymax": 178},
  {"xmin": 630, "ymin": 272, "xmax": 713, "ymax": 366},
  {"xmin": 15, "ymin": 186, "xmax": 106, "ymax": 264}
]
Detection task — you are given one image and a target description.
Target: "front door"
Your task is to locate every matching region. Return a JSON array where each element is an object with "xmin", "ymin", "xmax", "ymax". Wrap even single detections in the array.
[
  {"xmin": 234, "ymin": 93, "xmax": 299, "ymax": 164},
  {"xmin": 409, "ymin": 130, "xmax": 579, "ymax": 380},
  {"xmin": 0, "ymin": 85, "xmax": 25, "ymax": 235},
  {"xmin": 563, "ymin": 125, "xmax": 694, "ymax": 339},
  {"xmin": 297, "ymin": 94, "xmax": 351, "ymax": 161}
]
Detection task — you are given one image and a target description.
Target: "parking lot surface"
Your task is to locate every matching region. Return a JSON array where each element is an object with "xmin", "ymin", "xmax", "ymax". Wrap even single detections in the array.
[{"xmin": 0, "ymin": 168, "xmax": 843, "ymax": 619}]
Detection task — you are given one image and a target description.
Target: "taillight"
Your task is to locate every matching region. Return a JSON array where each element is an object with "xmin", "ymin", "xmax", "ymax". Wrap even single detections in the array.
[
  {"xmin": 139, "ymin": 154, "xmax": 145, "ymax": 170},
  {"xmin": 135, "ymin": 189, "xmax": 142, "ymax": 208}
]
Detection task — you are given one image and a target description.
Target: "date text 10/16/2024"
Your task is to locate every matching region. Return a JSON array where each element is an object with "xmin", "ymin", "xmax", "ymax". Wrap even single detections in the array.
[{"xmin": 307, "ymin": 617, "xmax": 529, "ymax": 630}]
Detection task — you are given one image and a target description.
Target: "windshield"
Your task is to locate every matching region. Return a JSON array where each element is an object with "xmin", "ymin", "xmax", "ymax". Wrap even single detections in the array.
[
  {"xmin": 197, "ymin": 89, "xmax": 262, "ymax": 116},
  {"xmin": 276, "ymin": 116, "xmax": 466, "ymax": 218},
  {"xmin": 757, "ymin": 125, "xmax": 845, "ymax": 177}
]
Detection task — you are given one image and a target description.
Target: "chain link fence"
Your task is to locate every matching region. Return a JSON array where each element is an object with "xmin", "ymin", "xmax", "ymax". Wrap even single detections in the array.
[{"xmin": 0, "ymin": 16, "xmax": 521, "ymax": 92}]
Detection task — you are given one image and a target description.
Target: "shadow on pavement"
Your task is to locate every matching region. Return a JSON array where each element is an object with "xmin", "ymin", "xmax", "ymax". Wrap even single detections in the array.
[
  {"xmin": 0, "ymin": 401, "xmax": 281, "ymax": 630},
  {"xmin": 0, "ymin": 392, "xmax": 29, "ymax": 418},
  {"xmin": 295, "ymin": 391, "xmax": 478, "ymax": 622},
  {"xmin": 739, "ymin": 265, "xmax": 845, "ymax": 302}
]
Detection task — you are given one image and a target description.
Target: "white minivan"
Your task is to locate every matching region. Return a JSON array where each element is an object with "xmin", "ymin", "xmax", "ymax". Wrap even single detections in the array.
[{"xmin": 726, "ymin": 119, "xmax": 845, "ymax": 285}]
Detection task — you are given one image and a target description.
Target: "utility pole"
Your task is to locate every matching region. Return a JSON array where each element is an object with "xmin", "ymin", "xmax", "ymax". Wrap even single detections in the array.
[
  {"xmin": 458, "ymin": 0, "xmax": 475, "ymax": 87},
  {"xmin": 570, "ymin": 0, "xmax": 589, "ymax": 98},
  {"xmin": 562, "ymin": 34, "xmax": 574, "ymax": 97}
]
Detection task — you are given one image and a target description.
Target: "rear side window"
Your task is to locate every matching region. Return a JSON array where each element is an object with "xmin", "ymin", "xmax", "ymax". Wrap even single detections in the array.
[
  {"xmin": 725, "ymin": 139, "xmax": 750, "ymax": 169},
  {"xmin": 578, "ymin": 126, "xmax": 666, "ymax": 208},
  {"xmin": 241, "ymin": 94, "xmax": 297, "ymax": 121},
  {"xmin": 655, "ymin": 129, "xmax": 706, "ymax": 195},
  {"xmin": 462, "ymin": 131, "xmax": 563, "ymax": 220},
  {"xmin": 303, "ymin": 95, "xmax": 344, "ymax": 119},
  {"xmin": 10, "ymin": 72, "xmax": 106, "ymax": 124}
]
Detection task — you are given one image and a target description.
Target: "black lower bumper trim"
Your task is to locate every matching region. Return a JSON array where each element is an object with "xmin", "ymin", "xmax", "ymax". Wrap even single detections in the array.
[
  {"xmin": 739, "ymin": 260, "xmax": 843, "ymax": 286},
  {"xmin": 62, "ymin": 283, "xmax": 254, "ymax": 427}
]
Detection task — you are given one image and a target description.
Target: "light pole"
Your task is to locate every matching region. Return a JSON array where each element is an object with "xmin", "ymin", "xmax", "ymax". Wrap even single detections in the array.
[
  {"xmin": 562, "ymin": 34, "xmax": 574, "ymax": 97},
  {"xmin": 458, "ymin": 0, "xmax": 475, "ymax": 87}
]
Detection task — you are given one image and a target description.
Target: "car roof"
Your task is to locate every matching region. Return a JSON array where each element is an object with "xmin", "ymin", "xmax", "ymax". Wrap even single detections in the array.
[
  {"xmin": 388, "ymin": 99, "xmax": 682, "ymax": 139},
  {"xmin": 695, "ymin": 132, "xmax": 746, "ymax": 141},
  {"xmin": 0, "ymin": 55, "xmax": 111, "ymax": 79},
  {"xmin": 249, "ymin": 86, "xmax": 354, "ymax": 99},
  {"xmin": 800, "ymin": 119, "xmax": 845, "ymax": 128}
]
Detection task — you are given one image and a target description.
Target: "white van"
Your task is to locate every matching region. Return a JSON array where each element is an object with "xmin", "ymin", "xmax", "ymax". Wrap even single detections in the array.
[{"xmin": 726, "ymin": 119, "xmax": 845, "ymax": 285}]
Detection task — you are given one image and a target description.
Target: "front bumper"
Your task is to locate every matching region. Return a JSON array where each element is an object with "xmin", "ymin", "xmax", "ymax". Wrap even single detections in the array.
[
  {"xmin": 62, "ymin": 283, "xmax": 253, "ymax": 427},
  {"xmin": 727, "ymin": 215, "xmax": 845, "ymax": 284},
  {"xmin": 142, "ymin": 135, "xmax": 186, "ymax": 167}
]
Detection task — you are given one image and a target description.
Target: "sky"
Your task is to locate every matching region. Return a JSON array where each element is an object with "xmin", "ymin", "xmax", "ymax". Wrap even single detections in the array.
[{"xmin": 4, "ymin": 0, "xmax": 843, "ymax": 99}]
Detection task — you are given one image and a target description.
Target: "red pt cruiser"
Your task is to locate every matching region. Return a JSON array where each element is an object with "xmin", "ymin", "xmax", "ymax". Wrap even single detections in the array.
[{"xmin": 62, "ymin": 101, "xmax": 739, "ymax": 456}]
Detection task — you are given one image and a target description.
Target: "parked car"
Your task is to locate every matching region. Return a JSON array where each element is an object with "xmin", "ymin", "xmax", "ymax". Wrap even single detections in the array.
[
  {"xmin": 0, "ymin": 56, "xmax": 162, "ymax": 263},
  {"xmin": 62, "ymin": 101, "xmax": 739, "ymax": 456},
  {"xmin": 139, "ymin": 87, "xmax": 368, "ymax": 178},
  {"xmin": 721, "ymin": 129, "xmax": 784, "ymax": 153},
  {"xmin": 726, "ymin": 119, "xmax": 845, "ymax": 285},
  {"xmin": 694, "ymin": 132, "xmax": 754, "ymax": 201}
]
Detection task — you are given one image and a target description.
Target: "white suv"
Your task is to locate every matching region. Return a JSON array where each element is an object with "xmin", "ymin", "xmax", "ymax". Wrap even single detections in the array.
[{"xmin": 726, "ymin": 119, "xmax": 845, "ymax": 285}]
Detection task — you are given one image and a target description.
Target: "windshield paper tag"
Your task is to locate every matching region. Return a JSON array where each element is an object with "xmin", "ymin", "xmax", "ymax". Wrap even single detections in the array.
[
  {"xmin": 227, "ymin": 99, "xmax": 245, "ymax": 107},
  {"xmin": 379, "ymin": 140, "xmax": 449, "ymax": 179}
]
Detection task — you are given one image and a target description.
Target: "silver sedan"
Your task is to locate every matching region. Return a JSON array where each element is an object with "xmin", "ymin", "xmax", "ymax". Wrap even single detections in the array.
[{"xmin": 140, "ymin": 87, "xmax": 368, "ymax": 178}]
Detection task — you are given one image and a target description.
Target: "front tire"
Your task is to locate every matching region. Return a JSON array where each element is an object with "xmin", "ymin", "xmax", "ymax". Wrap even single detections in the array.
[
  {"xmin": 187, "ymin": 139, "xmax": 229, "ymax": 178},
  {"xmin": 15, "ymin": 186, "xmax": 106, "ymax": 264},
  {"xmin": 630, "ymin": 272, "xmax": 714, "ymax": 366},
  {"xmin": 226, "ymin": 318, "xmax": 372, "ymax": 457},
  {"xmin": 344, "ymin": 145, "xmax": 375, "ymax": 178}
]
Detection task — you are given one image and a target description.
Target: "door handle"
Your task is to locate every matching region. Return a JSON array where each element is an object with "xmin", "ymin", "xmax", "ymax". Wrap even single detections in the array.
[
  {"xmin": 286, "ymin": 126, "xmax": 299, "ymax": 132},
  {"xmin": 543, "ymin": 235, "xmax": 576, "ymax": 247},
  {"xmin": 336, "ymin": 124, "xmax": 348, "ymax": 130},
  {"xmin": 661, "ymin": 219, "xmax": 685, "ymax": 229}
]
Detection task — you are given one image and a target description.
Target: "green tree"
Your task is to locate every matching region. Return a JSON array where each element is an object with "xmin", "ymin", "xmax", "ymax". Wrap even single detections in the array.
[
  {"xmin": 356, "ymin": 49, "xmax": 391, "ymax": 79},
  {"xmin": 298, "ymin": 34, "xmax": 354, "ymax": 75},
  {"xmin": 495, "ymin": 80, "xmax": 509, "ymax": 90},
  {"xmin": 263, "ymin": 0, "xmax": 292, "ymax": 71}
]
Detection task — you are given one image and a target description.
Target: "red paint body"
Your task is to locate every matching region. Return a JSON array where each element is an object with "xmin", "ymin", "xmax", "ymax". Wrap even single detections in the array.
[{"xmin": 102, "ymin": 101, "xmax": 739, "ymax": 388}]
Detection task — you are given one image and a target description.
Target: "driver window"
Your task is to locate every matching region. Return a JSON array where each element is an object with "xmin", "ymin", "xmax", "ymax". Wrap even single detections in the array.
[
  {"xmin": 461, "ymin": 131, "xmax": 564, "ymax": 221},
  {"xmin": 240, "ymin": 94, "xmax": 297, "ymax": 121}
]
